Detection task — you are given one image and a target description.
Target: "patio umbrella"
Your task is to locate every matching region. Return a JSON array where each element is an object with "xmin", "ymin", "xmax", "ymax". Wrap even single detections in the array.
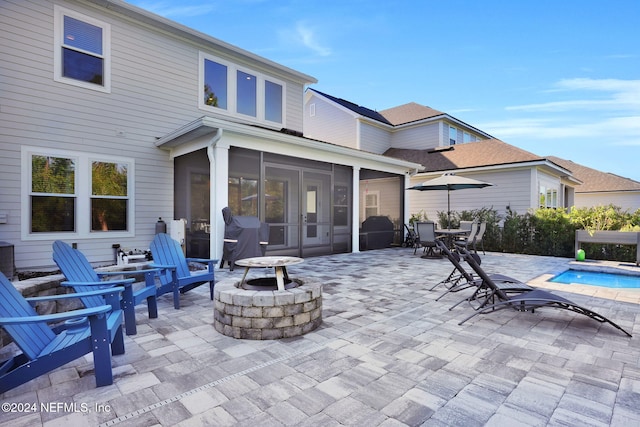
[{"xmin": 407, "ymin": 173, "xmax": 493, "ymax": 228}]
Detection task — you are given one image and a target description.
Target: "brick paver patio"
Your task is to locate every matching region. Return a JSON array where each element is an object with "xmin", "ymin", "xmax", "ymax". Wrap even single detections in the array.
[{"xmin": 1, "ymin": 248, "xmax": 639, "ymax": 426}]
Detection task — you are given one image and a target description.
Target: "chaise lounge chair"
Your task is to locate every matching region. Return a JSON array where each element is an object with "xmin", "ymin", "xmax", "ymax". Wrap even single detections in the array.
[
  {"xmin": 53, "ymin": 240, "xmax": 159, "ymax": 335},
  {"xmin": 0, "ymin": 272, "xmax": 124, "ymax": 393},
  {"xmin": 433, "ymin": 239, "xmax": 532, "ymax": 309},
  {"xmin": 455, "ymin": 245, "xmax": 633, "ymax": 337},
  {"xmin": 149, "ymin": 233, "xmax": 217, "ymax": 309}
]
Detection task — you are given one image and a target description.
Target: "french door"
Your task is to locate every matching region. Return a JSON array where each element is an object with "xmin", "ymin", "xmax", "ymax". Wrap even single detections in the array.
[{"xmin": 264, "ymin": 165, "xmax": 331, "ymax": 257}]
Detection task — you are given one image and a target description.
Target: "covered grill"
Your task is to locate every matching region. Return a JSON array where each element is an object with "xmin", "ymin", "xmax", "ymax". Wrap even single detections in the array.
[
  {"xmin": 220, "ymin": 207, "xmax": 269, "ymax": 270},
  {"xmin": 359, "ymin": 216, "xmax": 395, "ymax": 250}
]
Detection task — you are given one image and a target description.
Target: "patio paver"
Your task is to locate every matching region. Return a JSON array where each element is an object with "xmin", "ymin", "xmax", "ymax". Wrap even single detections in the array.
[{"xmin": 1, "ymin": 248, "xmax": 639, "ymax": 426}]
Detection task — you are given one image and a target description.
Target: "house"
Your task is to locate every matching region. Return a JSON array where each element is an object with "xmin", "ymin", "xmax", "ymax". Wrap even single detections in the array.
[
  {"xmin": 304, "ymin": 89, "xmax": 579, "ymax": 224},
  {"xmin": 388, "ymin": 140, "xmax": 579, "ymax": 222},
  {"xmin": 0, "ymin": 0, "xmax": 421, "ymax": 273},
  {"xmin": 547, "ymin": 157, "xmax": 640, "ymax": 212}
]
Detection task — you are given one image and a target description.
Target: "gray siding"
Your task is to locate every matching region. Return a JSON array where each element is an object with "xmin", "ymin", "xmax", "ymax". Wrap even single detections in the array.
[
  {"xmin": 360, "ymin": 123, "xmax": 391, "ymax": 154},
  {"xmin": 575, "ymin": 192, "xmax": 640, "ymax": 212},
  {"xmin": 391, "ymin": 123, "xmax": 440, "ymax": 149},
  {"xmin": 408, "ymin": 169, "xmax": 533, "ymax": 224},
  {"xmin": 0, "ymin": 0, "xmax": 311, "ymax": 268},
  {"xmin": 304, "ymin": 95, "xmax": 357, "ymax": 148}
]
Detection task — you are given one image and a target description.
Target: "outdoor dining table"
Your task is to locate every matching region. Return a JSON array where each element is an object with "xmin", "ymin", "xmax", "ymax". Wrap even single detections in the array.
[{"xmin": 435, "ymin": 228, "xmax": 470, "ymax": 249}]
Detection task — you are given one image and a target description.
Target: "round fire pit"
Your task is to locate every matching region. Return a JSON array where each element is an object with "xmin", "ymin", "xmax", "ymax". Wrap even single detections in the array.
[{"xmin": 213, "ymin": 277, "xmax": 322, "ymax": 340}]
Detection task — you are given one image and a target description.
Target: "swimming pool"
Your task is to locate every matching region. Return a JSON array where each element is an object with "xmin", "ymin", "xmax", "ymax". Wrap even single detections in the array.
[{"xmin": 551, "ymin": 270, "xmax": 640, "ymax": 289}]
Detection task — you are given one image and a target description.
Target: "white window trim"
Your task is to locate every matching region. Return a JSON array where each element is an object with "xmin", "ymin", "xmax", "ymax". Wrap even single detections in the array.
[
  {"xmin": 21, "ymin": 146, "xmax": 134, "ymax": 240},
  {"xmin": 199, "ymin": 52, "xmax": 286, "ymax": 127},
  {"xmin": 538, "ymin": 177, "xmax": 560, "ymax": 209},
  {"xmin": 54, "ymin": 5, "xmax": 111, "ymax": 93},
  {"xmin": 363, "ymin": 191, "xmax": 380, "ymax": 221}
]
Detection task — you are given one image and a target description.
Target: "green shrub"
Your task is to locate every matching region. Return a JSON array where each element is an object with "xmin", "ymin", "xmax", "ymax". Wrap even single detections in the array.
[{"xmin": 432, "ymin": 204, "xmax": 636, "ymax": 262}]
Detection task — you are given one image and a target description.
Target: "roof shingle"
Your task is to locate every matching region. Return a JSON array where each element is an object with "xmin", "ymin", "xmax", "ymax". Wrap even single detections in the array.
[
  {"xmin": 547, "ymin": 156, "xmax": 640, "ymax": 193},
  {"xmin": 379, "ymin": 102, "xmax": 444, "ymax": 125},
  {"xmin": 385, "ymin": 139, "xmax": 544, "ymax": 172}
]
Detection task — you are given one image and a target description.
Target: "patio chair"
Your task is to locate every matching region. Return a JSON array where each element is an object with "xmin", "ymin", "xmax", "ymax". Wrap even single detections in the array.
[
  {"xmin": 149, "ymin": 233, "xmax": 218, "ymax": 309},
  {"xmin": 415, "ymin": 221, "xmax": 439, "ymax": 257},
  {"xmin": 459, "ymin": 221, "xmax": 474, "ymax": 232},
  {"xmin": 0, "ymin": 272, "xmax": 124, "ymax": 393},
  {"xmin": 455, "ymin": 245, "xmax": 633, "ymax": 337},
  {"xmin": 473, "ymin": 222, "xmax": 487, "ymax": 254},
  {"xmin": 432, "ymin": 239, "xmax": 531, "ymax": 307},
  {"xmin": 53, "ymin": 240, "xmax": 159, "ymax": 336},
  {"xmin": 455, "ymin": 221, "xmax": 478, "ymax": 250}
]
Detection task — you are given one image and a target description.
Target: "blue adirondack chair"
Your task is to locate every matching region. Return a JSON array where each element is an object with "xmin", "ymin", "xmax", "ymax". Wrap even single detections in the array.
[
  {"xmin": 149, "ymin": 233, "xmax": 218, "ymax": 309},
  {"xmin": 0, "ymin": 272, "xmax": 124, "ymax": 393},
  {"xmin": 53, "ymin": 240, "xmax": 159, "ymax": 336}
]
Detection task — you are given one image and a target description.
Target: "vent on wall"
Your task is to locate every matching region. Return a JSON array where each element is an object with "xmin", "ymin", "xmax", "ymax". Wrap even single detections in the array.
[{"xmin": 0, "ymin": 242, "xmax": 15, "ymax": 280}]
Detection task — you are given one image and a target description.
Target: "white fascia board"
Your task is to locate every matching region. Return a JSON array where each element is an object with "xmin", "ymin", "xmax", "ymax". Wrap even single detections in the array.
[
  {"xmin": 220, "ymin": 119, "xmax": 422, "ymax": 174},
  {"xmin": 391, "ymin": 115, "xmax": 492, "ymax": 140},
  {"xmin": 156, "ymin": 116, "xmax": 422, "ymax": 174}
]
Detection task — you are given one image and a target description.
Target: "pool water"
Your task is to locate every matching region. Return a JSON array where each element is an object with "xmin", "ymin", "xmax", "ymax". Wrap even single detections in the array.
[{"xmin": 551, "ymin": 270, "xmax": 640, "ymax": 289}]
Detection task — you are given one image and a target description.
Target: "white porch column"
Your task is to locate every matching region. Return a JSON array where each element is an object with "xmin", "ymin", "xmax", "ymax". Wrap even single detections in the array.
[
  {"xmin": 404, "ymin": 173, "xmax": 412, "ymax": 226},
  {"xmin": 207, "ymin": 134, "xmax": 228, "ymax": 262},
  {"xmin": 352, "ymin": 166, "xmax": 360, "ymax": 253}
]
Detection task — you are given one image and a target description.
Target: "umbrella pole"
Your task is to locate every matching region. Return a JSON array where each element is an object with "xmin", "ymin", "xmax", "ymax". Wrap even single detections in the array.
[{"xmin": 447, "ymin": 189, "xmax": 451, "ymax": 229}]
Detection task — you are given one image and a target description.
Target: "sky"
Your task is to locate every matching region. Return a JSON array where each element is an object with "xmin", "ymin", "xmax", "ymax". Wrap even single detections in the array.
[{"xmin": 127, "ymin": 0, "xmax": 640, "ymax": 181}]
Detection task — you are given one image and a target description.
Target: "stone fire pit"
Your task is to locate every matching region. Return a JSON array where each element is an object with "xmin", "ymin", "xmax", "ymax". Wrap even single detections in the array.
[{"xmin": 213, "ymin": 277, "xmax": 322, "ymax": 340}]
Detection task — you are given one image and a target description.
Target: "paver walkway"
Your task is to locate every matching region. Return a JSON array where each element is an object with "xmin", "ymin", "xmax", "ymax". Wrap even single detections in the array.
[{"xmin": 1, "ymin": 248, "xmax": 639, "ymax": 426}]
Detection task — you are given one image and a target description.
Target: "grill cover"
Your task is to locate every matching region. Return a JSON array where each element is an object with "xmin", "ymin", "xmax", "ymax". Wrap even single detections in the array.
[
  {"xmin": 221, "ymin": 207, "xmax": 269, "ymax": 270},
  {"xmin": 360, "ymin": 216, "xmax": 395, "ymax": 250}
]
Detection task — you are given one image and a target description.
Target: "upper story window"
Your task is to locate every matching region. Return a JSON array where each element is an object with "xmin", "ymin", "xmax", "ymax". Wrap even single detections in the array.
[
  {"xmin": 449, "ymin": 126, "xmax": 457, "ymax": 145},
  {"xmin": 54, "ymin": 6, "xmax": 111, "ymax": 92},
  {"xmin": 463, "ymin": 132, "xmax": 477, "ymax": 143},
  {"xmin": 200, "ymin": 53, "xmax": 285, "ymax": 126},
  {"xmin": 23, "ymin": 147, "xmax": 133, "ymax": 239}
]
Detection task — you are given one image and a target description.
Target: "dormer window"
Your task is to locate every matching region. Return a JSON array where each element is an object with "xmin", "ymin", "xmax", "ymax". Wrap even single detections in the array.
[
  {"xmin": 463, "ymin": 132, "xmax": 477, "ymax": 143},
  {"xmin": 200, "ymin": 53, "xmax": 285, "ymax": 125},
  {"xmin": 449, "ymin": 126, "xmax": 457, "ymax": 145}
]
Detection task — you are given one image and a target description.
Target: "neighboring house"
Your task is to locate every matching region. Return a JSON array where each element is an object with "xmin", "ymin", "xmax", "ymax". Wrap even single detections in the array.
[
  {"xmin": 1, "ymin": 0, "xmax": 420, "ymax": 272},
  {"xmin": 305, "ymin": 90, "xmax": 579, "ymax": 224},
  {"xmin": 547, "ymin": 157, "xmax": 640, "ymax": 212},
  {"xmin": 305, "ymin": 89, "xmax": 490, "ymax": 154},
  {"xmin": 388, "ymin": 140, "xmax": 579, "ymax": 222}
]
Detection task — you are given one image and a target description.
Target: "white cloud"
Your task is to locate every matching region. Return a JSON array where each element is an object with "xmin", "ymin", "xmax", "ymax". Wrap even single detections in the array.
[
  {"xmin": 506, "ymin": 78, "xmax": 640, "ymax": 112},
  {"xmin": 480, "ymin": 115, "xmax": 640, "ymax": 144},
  {"xmin": 484, "ymin": 78, "xmax": 640, "ymax": 147},
  {"xmin": 279, "ymin": 22, "xmax": 332, "ymax": 57}
]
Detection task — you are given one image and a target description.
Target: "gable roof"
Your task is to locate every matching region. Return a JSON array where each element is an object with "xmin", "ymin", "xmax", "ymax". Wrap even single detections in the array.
[
  {"xmin": 379, "ymin": 103, "xmax": 444, "ymax": 125},
  {"xmin": 308, "ymin": 89, "xmax": 493, "ymax": 139},
  {"xmin": 385, "ymin": 139, "xmax": 549, "ymax": 172},
  {"xmin": 547, "ymin": 156, "xmax": 640, "ymax": 193},
  {"xmin": 308, "ymin": 89, "xmax": 445, "ymax": 126}
]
